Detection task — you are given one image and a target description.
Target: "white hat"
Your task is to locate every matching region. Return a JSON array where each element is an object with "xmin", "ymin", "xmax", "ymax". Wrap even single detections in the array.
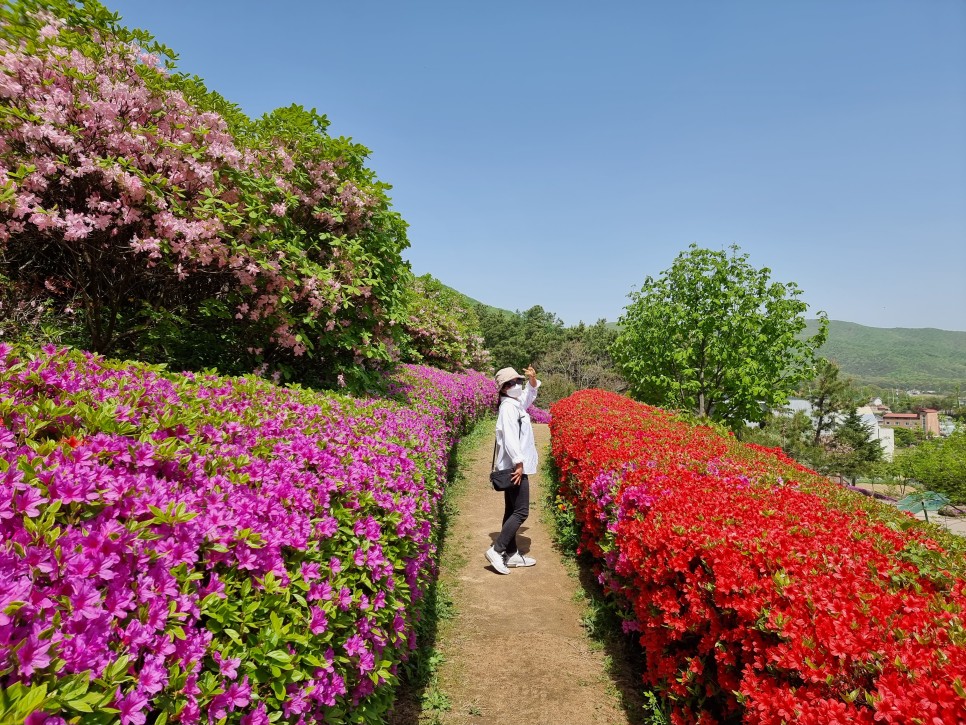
[{"xmin": 495, "ymin": 367, "xmax": 524, "ymax": 388}]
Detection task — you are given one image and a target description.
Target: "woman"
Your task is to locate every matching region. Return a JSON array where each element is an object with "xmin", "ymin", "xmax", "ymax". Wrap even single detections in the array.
[{"xmin": 485, "ymin": 364, "xmax": 540, "ymax": 575}]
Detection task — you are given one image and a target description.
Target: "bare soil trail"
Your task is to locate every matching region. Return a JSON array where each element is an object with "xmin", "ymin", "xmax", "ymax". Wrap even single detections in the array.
[{"xmin": 424, "ymin": 422, "xmax": 636, "ymax": 725}]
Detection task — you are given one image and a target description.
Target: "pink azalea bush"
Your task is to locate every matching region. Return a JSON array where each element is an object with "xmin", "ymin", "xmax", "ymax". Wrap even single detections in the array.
[
  {"xmin": 398, "ymin": 275, "xmax": 491, "ymax": 373},
  {"xmin": 0, "ymin": 3, "xmax": 410, "ymax": 390},
  {"xmin": 0, "ymin": 346, "xmax": 494, "ymax": 723},
  {"xmin": 526, "ymin": 405, "xmax": 551, "ymax": 424},
  {"xmin": 386, "ymin": 363, "xmax": 497, "ymax": 444}
]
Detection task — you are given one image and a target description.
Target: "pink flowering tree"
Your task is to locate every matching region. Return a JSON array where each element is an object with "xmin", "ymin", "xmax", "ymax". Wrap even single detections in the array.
[
  {"xmin": 0, "ymin": 1, "xmax": 412, "ymax": 391},
  {"xmin": 225, "ymin": 105, "xmax": 411, "ymax": 389},
  {"xmin": 399, "ymin": 275, "xmax": 491, "ymax": 372},
  {"xmin": 0, "ymin": 1, "xmax": 242, "ymax": 353}
]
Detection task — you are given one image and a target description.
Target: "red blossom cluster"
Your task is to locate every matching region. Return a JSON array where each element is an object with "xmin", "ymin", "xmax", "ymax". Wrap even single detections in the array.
[{"xmin": 551, "ymin": 390, "xmax": 966, "ymax": 724}]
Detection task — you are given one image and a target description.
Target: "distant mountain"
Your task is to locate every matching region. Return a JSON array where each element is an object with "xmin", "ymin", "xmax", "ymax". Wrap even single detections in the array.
[
  {"xmin": 437, "ymin": 277, "xmax": 965, "ymax": 391},
  {"xmin": 803, "ymin": 320, "xmax": 966, "ymax": 391}
]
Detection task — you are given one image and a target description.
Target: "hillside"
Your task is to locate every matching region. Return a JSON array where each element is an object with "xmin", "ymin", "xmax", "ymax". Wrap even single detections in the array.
[
  {"xmin": 439, "ymin": 277, "xmax": 965, "ymax": 391},
  {"xmin": 804, "ymin": 320, "xmax": 966, "ymax": 391}
]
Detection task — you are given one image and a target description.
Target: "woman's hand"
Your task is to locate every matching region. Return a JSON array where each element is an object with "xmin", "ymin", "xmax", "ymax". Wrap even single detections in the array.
[
  {"xmin": 523, "ymin": 365, "xmax": 537, "ymax": 386},
  {"xmin": 512, "ymin": 462, "xmax": 524, "ymax": 485}
]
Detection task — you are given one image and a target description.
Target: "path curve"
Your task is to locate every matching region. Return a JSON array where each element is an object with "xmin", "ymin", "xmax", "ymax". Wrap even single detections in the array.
[{"xmin": 431, "ymin": 422, "xmax": 633, "ymax": 725}]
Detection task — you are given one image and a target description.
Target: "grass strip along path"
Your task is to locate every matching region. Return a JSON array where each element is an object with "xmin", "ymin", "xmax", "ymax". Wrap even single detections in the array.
[{"xmin": 392, "ymin": 422, "xmax": 637, "ymax": 725}]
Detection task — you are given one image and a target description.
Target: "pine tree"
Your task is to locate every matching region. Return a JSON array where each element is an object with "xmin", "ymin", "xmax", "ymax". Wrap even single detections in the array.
[
  {"xmin": 829, "ymin": 409, "xmax": 883, "ymax": 484},
  {"xmin": 805, "ymin": 358, "xmax": 856, "ymax": 447}
]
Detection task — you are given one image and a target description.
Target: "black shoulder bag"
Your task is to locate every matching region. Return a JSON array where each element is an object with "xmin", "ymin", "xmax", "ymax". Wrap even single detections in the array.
[{"xmin": 489, "ymin": 415, "xmax": 523, "ymax": 491}]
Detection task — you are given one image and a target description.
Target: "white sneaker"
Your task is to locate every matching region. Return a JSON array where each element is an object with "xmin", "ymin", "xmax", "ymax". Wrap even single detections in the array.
[
  {"xmin": 485, "ymin": 546, "xmax": 510, "ymax": 574},
  {"xmin": 506, "ymin": 552, "xmax": 536, "ymax": 568}
]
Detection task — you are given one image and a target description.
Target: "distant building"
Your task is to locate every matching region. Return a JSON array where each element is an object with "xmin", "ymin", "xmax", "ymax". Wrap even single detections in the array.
[
  {"xmin": 781, "ymin": 398, "xmax": 815, "ymax": 417},
  {"xmin": 920, "ymin": 408, "xmax": 940, "ymax": 436},
  {"xmin": 880, "ymin": 413, "xmax": 920, "ymax": 430},
  {"xmin": 775, "ymin": 399, "xmax": 893, "ymax": 461},
  {"xmin": 857, "ymin": 406, "xmax": 894, "ymax": 461},
  {"xmin": 940, "ymin": 418, "xmax": 959, "ymax": 436},
  {"xmin": 879, "ymin": 409, "xmax": 940, "ymax": 436}
]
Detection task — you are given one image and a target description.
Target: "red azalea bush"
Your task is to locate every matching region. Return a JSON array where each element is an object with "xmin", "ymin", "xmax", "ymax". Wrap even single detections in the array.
[{"xmin": 551, "ymin": 389, "xmax": 966, "ymax": 724}]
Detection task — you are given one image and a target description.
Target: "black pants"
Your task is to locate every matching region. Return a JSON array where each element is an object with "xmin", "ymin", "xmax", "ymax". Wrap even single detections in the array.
[{"xmin": 494, "ymin": 475, "xmax": 529, "ymax": 556}]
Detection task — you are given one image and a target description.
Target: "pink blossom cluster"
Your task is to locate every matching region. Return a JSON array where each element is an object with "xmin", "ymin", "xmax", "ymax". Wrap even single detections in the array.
[
  {"xmin": 0, "ymin": 346, "xmax": 491, "ymax": 723},
  {"xmin": 526, "ymin": 405, "xmax": 551, "ymax": 424},
  {"xmin": 400, "ymin": 276, "xmax": 491, "ymax": 372},
  {"xmin": 0, "ymin": 15, "xmax": 408, "ymax": 377},
  {"xmin": 385, "ymin": 364, "xmax": 498, "ymax": 445},
  {"xmin": 0, "ymin": 19, "xmax": 237, "ymax": 279}
]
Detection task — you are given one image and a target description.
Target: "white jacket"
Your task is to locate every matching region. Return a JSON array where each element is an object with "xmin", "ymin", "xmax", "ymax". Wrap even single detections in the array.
[{"xmin": 494, "ymin": 380, "xmax": 540, "ymax": 475}]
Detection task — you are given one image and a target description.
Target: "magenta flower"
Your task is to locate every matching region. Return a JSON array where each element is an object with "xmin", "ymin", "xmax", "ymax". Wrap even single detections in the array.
[
  {"xmin": 240, "ymin": 703, "xmax": 269, "ymax": 725},
  {"xmin": 0, "ymin": 347, "xmax": 495, "ymax": 721},
  {"xmin": 357, "ymin": 649, "xmax": 375, "ymax": 674},
  {"xmin": 309, "ymin": 606, "xmax": 328, "ymax": 635},
  {"xmin": 337, "ymin": 586, "xmax": 352, "ymax": 611},
  {"xmin": 343, "ymin": 634, "xmax": 366, "ymax": 658},
  {"xmin": 213, "ymin": 651, "xmax": 240, "ymax": 680},
  {"xmin": 17, "ymin": 634, "xmax": 51, "ymax": 678},
  {"xmin": 138, "ymin": 656, "xmax": 167, "ymax": 695},
  {"xmin": 308, "ymin": 580, "xmax": 333, "ymax": 601},
  {"xmin": 14, "ymin": 486, "xmax": 45, "ymax": 517},
  {"xmin": 69, "ymin": 579, "xmax": 102, "ymax": 620},
  {"xmin": 228, "ymin": 677, "xmax": 251, "ymax": 707},
  {"xmin": 25, "ymin": 713, "xmax": 67, "ymax": 725},
  {"xmin": 115, "ymin": 688, "xmax": 148, "ymax": 725},
  {"xmin": 299, "ymin": 561, "xmax": 321, "ymax": 582}
]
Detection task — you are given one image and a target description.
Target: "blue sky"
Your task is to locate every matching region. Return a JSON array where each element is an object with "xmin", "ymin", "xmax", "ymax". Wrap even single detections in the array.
[{"xmin": 110, "ymin": 0, "xmax": 966, "ymax": 331}]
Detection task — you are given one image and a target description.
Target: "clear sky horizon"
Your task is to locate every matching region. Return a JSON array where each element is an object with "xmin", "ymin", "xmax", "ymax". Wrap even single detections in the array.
[{"xmin": 109, "ymin": 0, "xmax": 966, "ymax": 331}]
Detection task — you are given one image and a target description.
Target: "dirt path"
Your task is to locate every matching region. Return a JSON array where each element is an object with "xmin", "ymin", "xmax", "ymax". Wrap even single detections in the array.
[{"xmin": 428, "ymin": 422, "xmax": 634, "ymax": 725}]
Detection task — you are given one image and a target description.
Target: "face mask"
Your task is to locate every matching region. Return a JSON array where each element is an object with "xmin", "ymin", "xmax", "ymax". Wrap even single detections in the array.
[{"xmin": 506, "ymin": 383, "xmax": 523, "ymax": 399}]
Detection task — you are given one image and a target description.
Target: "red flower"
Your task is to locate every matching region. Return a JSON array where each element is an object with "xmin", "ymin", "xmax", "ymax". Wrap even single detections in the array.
[{"xmin": 550, "ymin": 389, "xmax": 966, "ymax": 723}]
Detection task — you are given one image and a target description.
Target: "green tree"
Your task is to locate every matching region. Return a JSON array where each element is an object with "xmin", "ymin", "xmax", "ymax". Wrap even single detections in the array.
[
  {"xmin": 894, "ymin": 431, "xmax": 966, "ymax": 503},
  {"xmin": 536, "ymin": 337, "xmax": 626, "ymax": 405},
  {"xmin": 893, "ymin": 427, "xmax": 926, "ymax": 448},
  {"xmin": 780, "ymin": 409, "xmax": 824, "ymax": 468},
  {"xmin": 747, "ymin": 409, "xmax": 822, "ymax": 467},
  {"xmin": 580, "ymin": 319, "xmax": 620, "ymax": 361},
  {"xmin": 612, "ymin": 244, "xmax": 827, "ymax": 430},
  {"xmin": 827, "ymin": 409, "xmax": 883, "ymax": 483},
  {"xmin": 475, "ymin": 305, "xmax": 524, "ymax": 369},
  {"xmin": 476, "ymin": 304, "xmax": 567, "ymax": 371},
  {"xmin": 804, "ymin": 358, "xmax": 857, "ymax": 446}
]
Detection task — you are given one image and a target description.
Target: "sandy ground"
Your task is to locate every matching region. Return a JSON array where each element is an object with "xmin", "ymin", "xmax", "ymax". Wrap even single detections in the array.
[{"xmin": 419, "ymin": 422, "xmax": 634, "ymax": 725}]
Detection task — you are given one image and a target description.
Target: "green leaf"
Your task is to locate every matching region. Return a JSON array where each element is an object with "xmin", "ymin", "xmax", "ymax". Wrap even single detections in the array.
[
  {"xmin": 270, "ymin": 678, "xmax": 286, "ymax": 701},
  {"xmin": 105, "ymin": 653, "xmax": 131, "ymax": 680},
  {"xmin": 4, "ymin": 682, "xmax": 48, "ymax": 719}
]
